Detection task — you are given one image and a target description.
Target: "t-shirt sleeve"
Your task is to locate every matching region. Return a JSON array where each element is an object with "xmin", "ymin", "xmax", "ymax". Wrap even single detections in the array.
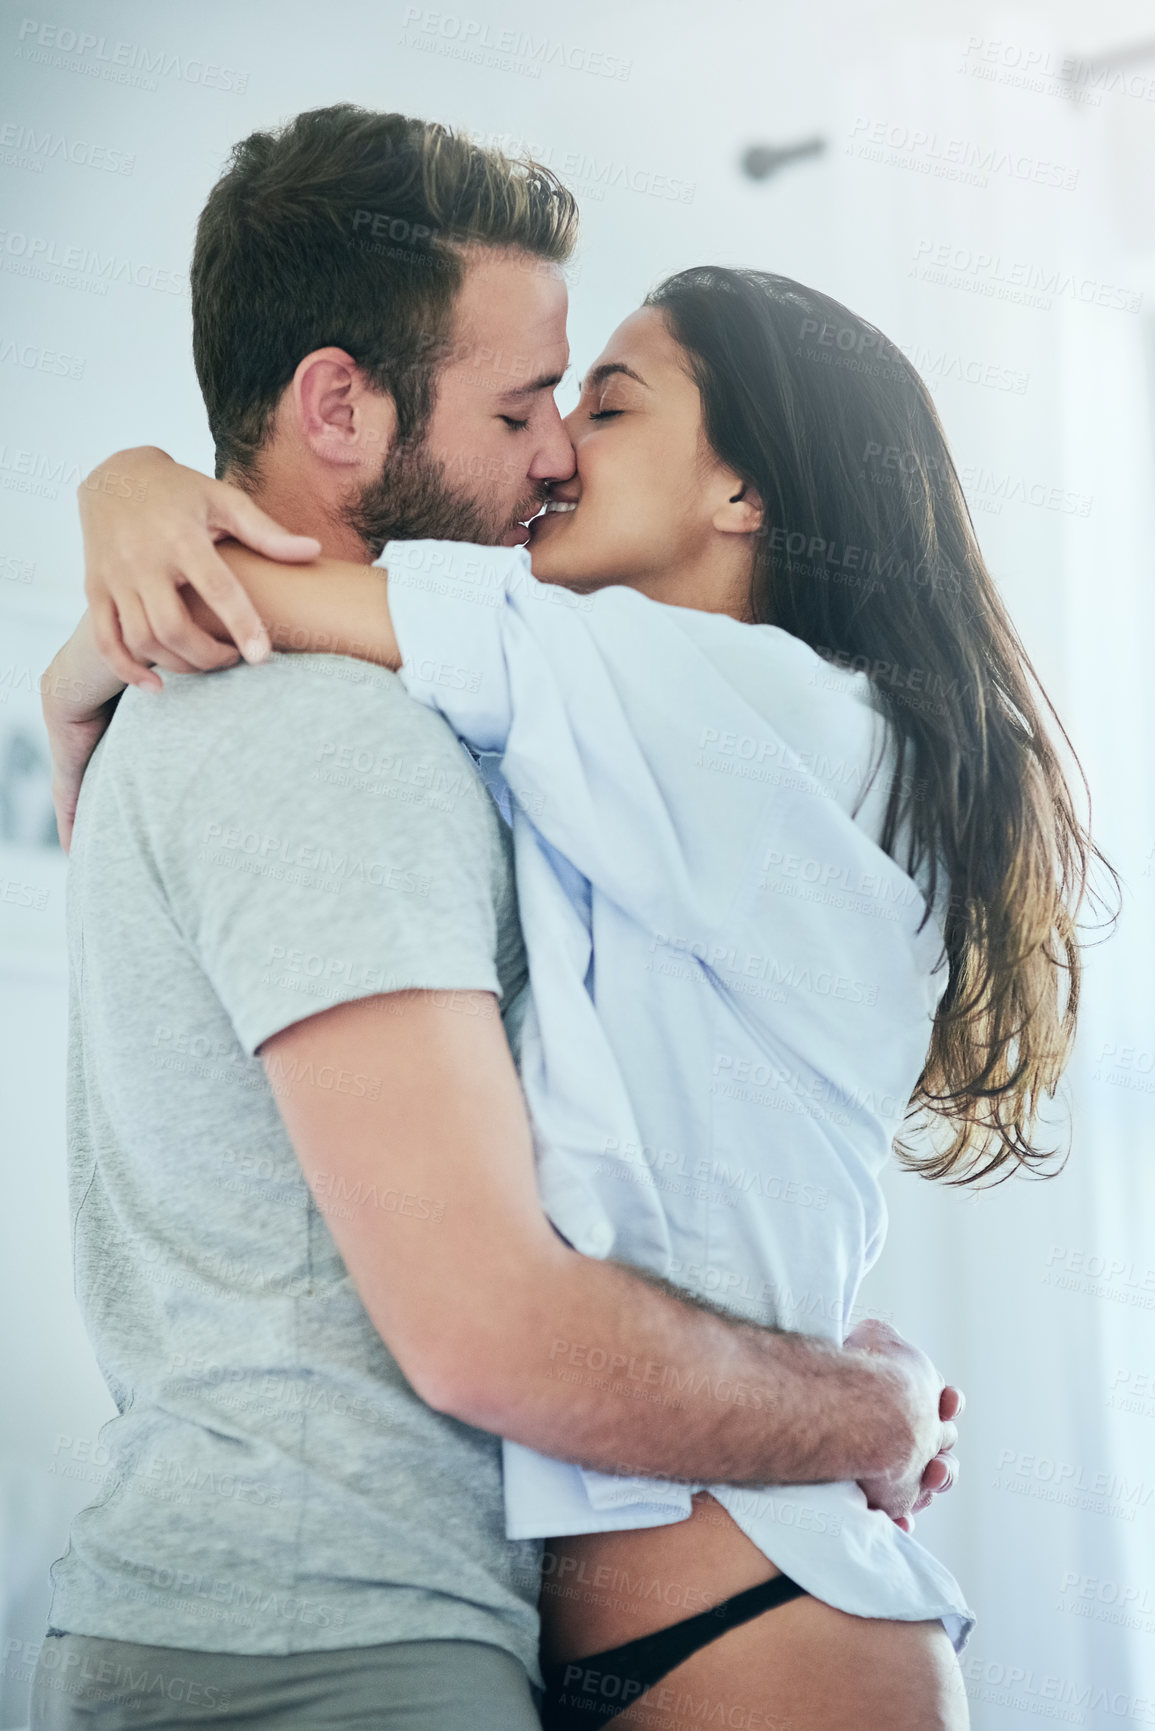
[{"xmin": 150, "ymin": 659, "xmax": 505, "ymax": 1057}]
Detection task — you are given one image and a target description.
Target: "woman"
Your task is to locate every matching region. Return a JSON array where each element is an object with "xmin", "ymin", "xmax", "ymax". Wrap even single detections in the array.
[{"xmin": 48, "ymin": 269, "xmax": 1102, "ymax": 1729}]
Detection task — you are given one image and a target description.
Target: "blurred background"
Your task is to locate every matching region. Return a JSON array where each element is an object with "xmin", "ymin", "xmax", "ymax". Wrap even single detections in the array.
[{"xmin": 2, "ymin": 1, "xmax": 1155, "ymax": 1725}]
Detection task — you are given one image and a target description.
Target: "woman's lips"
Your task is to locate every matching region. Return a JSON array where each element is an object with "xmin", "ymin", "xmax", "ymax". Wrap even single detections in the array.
[{"xmin": 527, "ymin": 502, "xmax": 576, "ymax": 540}]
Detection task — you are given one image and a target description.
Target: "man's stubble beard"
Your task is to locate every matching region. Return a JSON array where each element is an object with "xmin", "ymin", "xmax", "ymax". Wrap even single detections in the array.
[{"xmin": 343, "ymin": 434, "xmax": 545, "ymax": 558}]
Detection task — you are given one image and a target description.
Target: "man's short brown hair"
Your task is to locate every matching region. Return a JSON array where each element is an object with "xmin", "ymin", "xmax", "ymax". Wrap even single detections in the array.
[{"xmin": 191, "ymin": 104, "xmax": 578, "ymax": 480}]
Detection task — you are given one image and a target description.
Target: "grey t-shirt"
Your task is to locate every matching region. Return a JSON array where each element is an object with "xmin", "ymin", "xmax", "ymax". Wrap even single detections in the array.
[{"xmin": 49, "ymin": 652, "xmax": 542, "ymax": 1679}]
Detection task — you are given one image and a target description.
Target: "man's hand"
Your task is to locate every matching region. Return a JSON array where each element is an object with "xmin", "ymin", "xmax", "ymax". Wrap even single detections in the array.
[
  {"xmin": 79, "ymin": 445, "xmax": 320, "ymax": 687},
  {"xmin": 846, "ymin": 1318, "xmax": 962, "ymax": 1530}
]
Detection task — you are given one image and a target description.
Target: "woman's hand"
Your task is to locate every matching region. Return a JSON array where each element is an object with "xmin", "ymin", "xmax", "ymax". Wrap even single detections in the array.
[
  {"xmin": 49, "ymin": 496, "xmax": 400, "ymax": 849},
  {"xmin": 78, "ymin": 446, "xmax": 322, "ymax": 689}
]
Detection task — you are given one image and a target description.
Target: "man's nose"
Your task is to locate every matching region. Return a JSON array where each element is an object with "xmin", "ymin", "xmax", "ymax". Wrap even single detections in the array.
[{"xmin": 528, "ymin": 406, "xmax": 576, "ymax": 483}]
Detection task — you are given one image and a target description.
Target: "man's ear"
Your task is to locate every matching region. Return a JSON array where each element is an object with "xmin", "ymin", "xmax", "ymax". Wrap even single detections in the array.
[
  {"xmin": 291, "ymin": 346, "xmax": 398, "ymax": 472},
  {"xmin": 712, "ymin": 476, "xmax": 764, "ymax": 538}
]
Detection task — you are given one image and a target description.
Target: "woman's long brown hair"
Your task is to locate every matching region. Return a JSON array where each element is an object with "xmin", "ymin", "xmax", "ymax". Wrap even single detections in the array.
[{"xmin": 648, "ymin": 267, "xmax": 1115, "ymax": 1185}]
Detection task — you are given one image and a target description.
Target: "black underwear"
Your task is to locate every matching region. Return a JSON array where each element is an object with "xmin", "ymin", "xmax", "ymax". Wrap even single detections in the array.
[{"xmin": 539, "ymin": 1570, "xmax": 809, "ymax": 1728}]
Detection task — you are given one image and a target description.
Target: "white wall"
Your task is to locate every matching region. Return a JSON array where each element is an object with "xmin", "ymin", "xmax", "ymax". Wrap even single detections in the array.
[{"xmin": 3, "ymin": 2, "xmax": 1155, "ymax": 1725}]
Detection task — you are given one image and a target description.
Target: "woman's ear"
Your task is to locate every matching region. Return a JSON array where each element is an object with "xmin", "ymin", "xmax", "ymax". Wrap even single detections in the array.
[{"xmin": 713, "ymin": 477, "xmax": 764, "ymax": 537}]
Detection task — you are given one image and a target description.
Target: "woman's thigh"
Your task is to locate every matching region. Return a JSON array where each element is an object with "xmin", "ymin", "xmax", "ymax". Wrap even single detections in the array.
[{"xmin": 606, "ymin": 1598, "xmax": 969, "ymax": 1731}]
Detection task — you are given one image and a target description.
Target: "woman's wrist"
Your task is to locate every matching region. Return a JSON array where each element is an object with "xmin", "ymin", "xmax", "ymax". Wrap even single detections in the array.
[
  {"xmin": 78, "ymin": 445, "xmax": 175, "ymax": 509},
  {"xmin": 215, "ymin": 543, "xmax": 401, "ymax": 671},
  {"xmin": 44, "ymin": 610, "xmax": 130, "ymax": 719}
]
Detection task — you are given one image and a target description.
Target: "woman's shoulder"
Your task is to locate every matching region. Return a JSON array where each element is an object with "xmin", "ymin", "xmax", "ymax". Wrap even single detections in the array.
[
  {"xmin": 676, "ymin": 614, "xmax": 882, "ymax": 768},
  {"xmin": 658, "ymin": 605, "xmax": 876, "ymax": 711}
]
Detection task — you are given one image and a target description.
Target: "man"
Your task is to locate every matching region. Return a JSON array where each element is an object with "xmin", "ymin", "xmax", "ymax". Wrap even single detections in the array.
[{"xmin": 35, "ymin": 106, "xmax": 958, "ymax": 1729}]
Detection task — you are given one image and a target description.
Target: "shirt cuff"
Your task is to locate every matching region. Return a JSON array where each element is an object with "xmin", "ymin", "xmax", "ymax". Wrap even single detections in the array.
[{"xmin": 380, "ymin": 539, "xmax": 528, "ymax": 753}]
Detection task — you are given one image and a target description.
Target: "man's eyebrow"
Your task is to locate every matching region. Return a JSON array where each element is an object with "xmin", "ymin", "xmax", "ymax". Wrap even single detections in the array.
[
  {"xmin": 578, "ymin": 362, "xmax": 649, "ymax": 394},
  {"xmin": 497, "ymin": 371, "xmax": 568, "ymax": 401}
]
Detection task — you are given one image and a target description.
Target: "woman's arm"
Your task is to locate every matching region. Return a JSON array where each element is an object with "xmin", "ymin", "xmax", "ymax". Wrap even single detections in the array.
[
  {"xmin": 209, "ymin": 544, "xmax": 400, "ymax": 670},
  {"xmin": 42, "ymin": 539, "xmax": 398, "ymax": 849},
  {"xmin": 41, "ymin": 610, "xmax": 139, "ymax": 849},
  {"xmin": 78, "ymin": 445, "xmax": 321, "ymax": 686}
]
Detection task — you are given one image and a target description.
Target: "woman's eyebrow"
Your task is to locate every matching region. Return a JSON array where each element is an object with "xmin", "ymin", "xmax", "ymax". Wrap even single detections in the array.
[{"xmin": 579, "ymin": 361, "xmax": 650, "ymax": 394}]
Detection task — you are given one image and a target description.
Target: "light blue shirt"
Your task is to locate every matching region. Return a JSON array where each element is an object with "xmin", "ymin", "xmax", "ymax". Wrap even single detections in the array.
[{"xmin": 382, "ymin": 538, "xmax": 975, "ymax": 1651}]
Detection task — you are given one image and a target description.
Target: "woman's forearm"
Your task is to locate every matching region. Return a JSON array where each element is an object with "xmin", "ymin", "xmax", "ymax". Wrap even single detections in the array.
[
  {"xmin": 45, "ymin": 609, "xmax": 131, "ymax": 715},
  {"xmin": 42, "ymin": 612, "xmax": 134, "ymax": 850},
  {"xmin": 214, "ymin": 543, "xmax": 401, "ymax": 671}
]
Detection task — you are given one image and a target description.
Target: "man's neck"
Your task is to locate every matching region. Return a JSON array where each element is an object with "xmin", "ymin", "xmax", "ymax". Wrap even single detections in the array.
[{"xmin": 224, "ymin": 466, "xmax": 371, "ymax": 563}]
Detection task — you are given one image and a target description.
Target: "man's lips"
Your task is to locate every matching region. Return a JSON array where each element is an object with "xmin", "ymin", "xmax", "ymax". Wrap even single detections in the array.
[{"xmin": 503, "ymin": 499, "xmax": 556, "ymax": 547}]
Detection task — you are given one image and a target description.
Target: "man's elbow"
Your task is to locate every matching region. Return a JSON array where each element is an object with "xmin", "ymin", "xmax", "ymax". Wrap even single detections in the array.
[
  {"xmin": 404, "ymin": 1332, "xmax": 524, "ymax": 1430},
  {"xmin": 360, "ymin": 1231, "xmax": 566, "ymax": 1430}
]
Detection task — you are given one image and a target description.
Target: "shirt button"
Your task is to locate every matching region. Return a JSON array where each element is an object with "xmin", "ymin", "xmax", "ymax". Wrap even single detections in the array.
[{"xmin": 586, "ymin": 1221, "xmax": 614, "ymax": 1257}]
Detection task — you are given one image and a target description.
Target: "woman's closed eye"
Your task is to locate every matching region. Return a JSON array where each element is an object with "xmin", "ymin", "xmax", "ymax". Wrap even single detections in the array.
[{"xmin": 588, "ymin": 408, "xmax": 622, "ymax": 421}]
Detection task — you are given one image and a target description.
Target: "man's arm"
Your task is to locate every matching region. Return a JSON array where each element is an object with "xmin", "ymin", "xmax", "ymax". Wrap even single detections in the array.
[{"xmin": 261, "ymin": 987, "xmax": 954, "ymax": 1520}]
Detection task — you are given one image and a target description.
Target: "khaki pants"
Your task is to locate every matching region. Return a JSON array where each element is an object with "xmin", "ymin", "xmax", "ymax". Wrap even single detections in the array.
[{"xmin": 29, "ymin": 1632, "xmax": 542, "ymax": 1728}]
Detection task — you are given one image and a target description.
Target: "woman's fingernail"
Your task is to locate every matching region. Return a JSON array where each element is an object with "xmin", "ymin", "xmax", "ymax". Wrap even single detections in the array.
[{"xmin": 244, "ymin": 635, "xmax": 270, "ymax": 663}]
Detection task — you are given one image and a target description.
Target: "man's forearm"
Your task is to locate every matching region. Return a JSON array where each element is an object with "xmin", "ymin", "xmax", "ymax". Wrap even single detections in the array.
[{"xmin": 447, "ymin": 1247, "xmax": 915, "ymax": 1489}]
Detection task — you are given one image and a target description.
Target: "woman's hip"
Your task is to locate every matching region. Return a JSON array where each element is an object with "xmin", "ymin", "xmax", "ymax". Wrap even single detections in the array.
[{"xmin": 538, "ymin": 1493, "xmax": 968, "ymax": 1731}]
